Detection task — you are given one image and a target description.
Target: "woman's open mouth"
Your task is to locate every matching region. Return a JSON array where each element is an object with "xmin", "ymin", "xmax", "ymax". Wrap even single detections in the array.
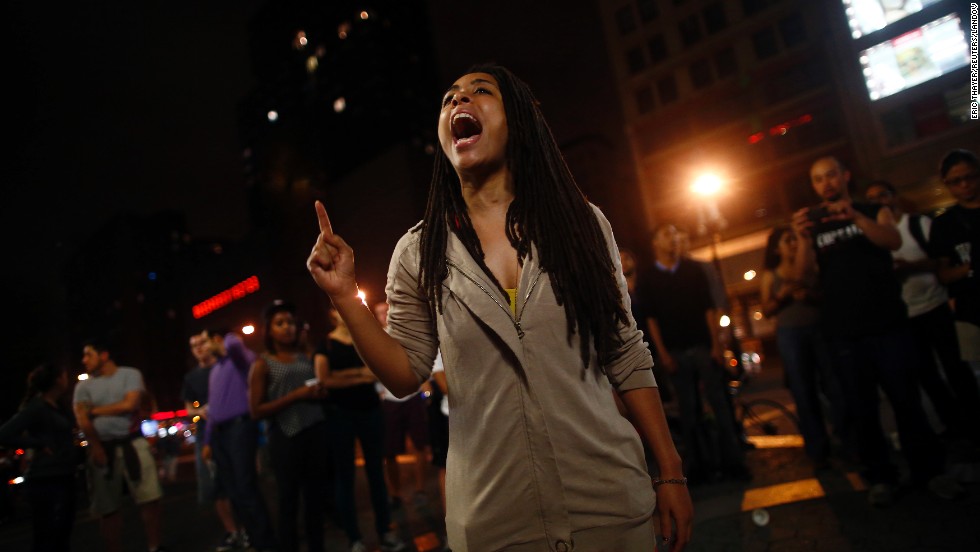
[{"xmin": 451, "ymin": 111, "xmax": 483, "ymax": 147}]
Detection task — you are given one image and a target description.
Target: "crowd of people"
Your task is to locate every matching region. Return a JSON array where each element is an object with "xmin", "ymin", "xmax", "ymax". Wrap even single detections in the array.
[
  {"xmin": 0, "ymin": 63, "xmax": 978, "ymax": 552},
  {"xmin": 764, "ymin": 151, "xmax": 980, "ymax": 507}
]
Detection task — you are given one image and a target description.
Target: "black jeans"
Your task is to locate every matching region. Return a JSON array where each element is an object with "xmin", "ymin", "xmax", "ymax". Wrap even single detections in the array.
[
  {"xmin": 669, "ymin": 347, "xmax": 746, "ymax": 476},
  {"xmin": 830, "ymin": 326, "xmax": 945, "ymax": 485},
  {"xmin": 211, "ymin": 416, "xmax": 276, "ymax": 549},
  {"xmin": 776, "ymin": 324, "xmax": 847, "ymax": 461},
  {"xmin": 909, "ymin": 303, "xmax": 980, "ymax": 438},
  {"xmin": 268, "ymin": 421, "xmax": 329, "ymax": 552},
  {"xmin": 326, "ymin": 405, "xmax": 391, "ymax": 542}
]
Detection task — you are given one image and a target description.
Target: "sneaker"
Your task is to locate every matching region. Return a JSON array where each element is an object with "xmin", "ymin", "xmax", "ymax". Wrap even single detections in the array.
[
  {"xmin": 867, "ymin": 483, "xmax": 895, "ymax": 507},
  {"xmin": 927, "ymin": 474, "xmax": 967, "ymax": 500},
  {"xmin": 379, "ymin": 531, "xmax": 407, "ymax": 552},
  {"xmin": 350, "ymin": 541, "xmax": 368, "ymax": 552},
  {"xmin": 216, "ymin": 533, "xmax": 238, "ymax": 552}
]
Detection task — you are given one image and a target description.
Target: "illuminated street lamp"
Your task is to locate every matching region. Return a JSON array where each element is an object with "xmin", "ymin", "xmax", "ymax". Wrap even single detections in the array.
[
  {"xmin": 691, "ymin": 172, "xmax": 731, "ymax": 333},
  {"xmin": 242, "ymin": 324, "xmax": 255, "ymax": 335},
  {"xmin": 690, "ymin": 172, "xmax": 726, "ymax": 235},
  {"xmin": 690, "ymin": 172, "xmax": 727, "ymax": 266},
  {"xmin": 691, "ymin": 173, "xmax": 722, "ymax": 197}
]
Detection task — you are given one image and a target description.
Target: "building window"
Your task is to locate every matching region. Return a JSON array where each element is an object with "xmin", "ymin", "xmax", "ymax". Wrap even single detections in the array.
[
  {"xmin": 648, "ymin": 35, "xmax": 669, "ymax": 64},
  {"xmin": 703, "ymin": 2, "xmax": 728, "ymax": 34},
  {"xmin": 626, "ymin": 47, "xmax": 646, "ymax": 75},
  {"xmin": 615, "ymin": 5, "xmax": 637, "ymax": 35},
  {"xmin": 635, "ymin": 86, "xmax": 655, "ymax": 114},
  {"xmin": 714, "ymin": 47, "xmax": 738, "ymax": 78},
  {"xmin": 657, "ymin": 75, "xmax": 679, "ymax": 104},
  {"xmin": 679, "ymin": 14, "xmax": 703, "ymax": 47},
  {"xmin": 689, "ymin": 59, "xmax": 714, "ymax": 89},
  {"xmin": 741, "ymin": 0, "xmax": 772, "ymax": 17},
  {"xmin": 763, "ymin": 58, "xmax": 828, "ymax": 104},
  {"xmin": 880, "ymin": 84, "xmax": 972, "ymax": 148},
  {"xmin": 752, "ymin": 27, "xmax": 779, "ymax": 60},
  {"xmin": 778, "ymin": 13, "xmax": 807, "ymax": 48},
  {"xmin": 636, "ymin": 0, "xmax": 659, "ymax": 21}
]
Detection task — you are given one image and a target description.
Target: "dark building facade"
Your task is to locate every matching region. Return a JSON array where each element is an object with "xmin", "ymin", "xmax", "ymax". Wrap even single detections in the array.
[{"xmin": 599, "ymin": 0, "xmax": 979, "ymax": 338}]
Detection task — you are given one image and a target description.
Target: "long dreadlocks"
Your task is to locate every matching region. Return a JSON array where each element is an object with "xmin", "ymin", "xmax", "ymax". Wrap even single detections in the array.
[{"xmin": 415, "ymin": 64, "xmax": 629, "ymax": 368}]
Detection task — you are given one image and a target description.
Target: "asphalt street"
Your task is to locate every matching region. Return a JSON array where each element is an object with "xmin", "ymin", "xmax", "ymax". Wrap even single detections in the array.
[{"xmin": 1, "ymin": 357, "xmax": 978, "ymax": 551}]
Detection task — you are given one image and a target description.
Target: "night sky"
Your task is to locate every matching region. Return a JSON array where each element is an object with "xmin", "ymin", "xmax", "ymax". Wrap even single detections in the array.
[{"xmin": 5, "ymin": 1, "xmax": 641, "ymax": 411}]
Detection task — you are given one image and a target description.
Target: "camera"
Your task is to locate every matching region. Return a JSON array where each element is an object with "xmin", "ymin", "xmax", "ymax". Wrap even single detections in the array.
[{"xmin": 807, "ymin": 205, "xmax": 830, "ymax": 224}]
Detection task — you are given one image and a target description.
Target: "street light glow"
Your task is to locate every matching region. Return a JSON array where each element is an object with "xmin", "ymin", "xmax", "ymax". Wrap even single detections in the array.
[
  {"xmin": 719, "ymin": 315, "xmax": 731, "ymax": 328},
  {"xmin": 692, "ymin": 174, "xmax": 722, "ymax": 196},
  {"xmin": 242, "ymin": 325, "xmax": 255, "ymax": 335}
]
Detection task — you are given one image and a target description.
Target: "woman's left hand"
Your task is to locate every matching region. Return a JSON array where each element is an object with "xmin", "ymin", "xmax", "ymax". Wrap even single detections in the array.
[
  {"xmin": 656, "ymin": 483, "xmax": 694, "ymax": 551},
  {"xmin": 293, "ymin": 383, "xmax": 328, "ymax": 401}
]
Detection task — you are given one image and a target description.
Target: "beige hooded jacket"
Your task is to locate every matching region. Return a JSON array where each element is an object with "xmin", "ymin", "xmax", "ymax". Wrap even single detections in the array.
[{"xmin": 385, "ymin": 205, "xmax": 658, "ymax": 552}]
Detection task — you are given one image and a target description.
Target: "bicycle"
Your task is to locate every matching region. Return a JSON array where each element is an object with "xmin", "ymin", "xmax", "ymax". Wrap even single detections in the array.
[{"xmin": 726, "ymin": 348, "xmax": 802, "ymax": 442}]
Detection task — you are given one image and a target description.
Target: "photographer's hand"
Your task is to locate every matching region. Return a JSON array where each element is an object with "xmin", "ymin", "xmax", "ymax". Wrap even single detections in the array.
[
  {"xmin": 791, "ymin": 208, "xmax": 814, "ymax": 238},
  {"xmin": 824, "ymin": 199, "xmax": 856, "ymax": 223}
]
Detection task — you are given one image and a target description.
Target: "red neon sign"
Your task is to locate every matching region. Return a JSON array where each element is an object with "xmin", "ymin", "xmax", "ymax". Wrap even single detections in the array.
[
  {"xmin": 150, "ymin": 409, "xmax": 189, "ymax": 421},
  {"xmin": 192, "ymin": 276, "xmax": 260, "ymax": 319},
  {"xmin": 747, "ymin": 114, "xmax": 814, "ymax": 144}
]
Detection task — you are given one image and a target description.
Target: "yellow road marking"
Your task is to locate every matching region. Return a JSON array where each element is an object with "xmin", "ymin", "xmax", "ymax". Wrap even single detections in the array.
[
  {"xmin": 738, "ymin": 471, "xmax": 868, "ymax": 512},
  {"xmin": 741, "ymin": 478, "xmax": 825, "ymax": 510},
  {"xmin": 746, "ymin": 434, "xmax": 805, "ymax": 448}
]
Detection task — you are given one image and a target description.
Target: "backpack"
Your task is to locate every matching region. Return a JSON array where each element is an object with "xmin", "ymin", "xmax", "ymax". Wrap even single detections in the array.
[{"xmin": 907, "ymin": 213, "xmax": 930, "ymax": 253}]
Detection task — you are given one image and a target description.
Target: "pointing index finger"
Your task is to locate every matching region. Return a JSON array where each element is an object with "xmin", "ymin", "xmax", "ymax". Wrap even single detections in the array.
[{"xmin": 315, "ymin": 200, "xmax": 333, "ymax": 236}]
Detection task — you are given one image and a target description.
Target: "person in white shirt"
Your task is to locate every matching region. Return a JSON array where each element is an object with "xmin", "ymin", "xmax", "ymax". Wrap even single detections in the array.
[{"xmin": 867, "ymin": 181, "xmax": 980, "ymax": 442}]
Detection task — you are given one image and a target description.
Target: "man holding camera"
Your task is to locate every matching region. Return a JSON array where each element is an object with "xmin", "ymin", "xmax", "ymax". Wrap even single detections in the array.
[{"xmin": 791, "ymin": 156, "xmax": 961, "ymax": 506}]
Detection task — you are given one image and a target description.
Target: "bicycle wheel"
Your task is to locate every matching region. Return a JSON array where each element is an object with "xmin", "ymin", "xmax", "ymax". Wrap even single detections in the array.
[{"xmin": 740, "ymin": 398, "xmax": 801, "ymax": 437}]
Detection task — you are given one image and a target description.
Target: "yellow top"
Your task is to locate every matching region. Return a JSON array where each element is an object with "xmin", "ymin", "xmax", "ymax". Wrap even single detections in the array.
[{"xmin": 505, "ymin": 288, "xmax": 518, "ymax": 316}]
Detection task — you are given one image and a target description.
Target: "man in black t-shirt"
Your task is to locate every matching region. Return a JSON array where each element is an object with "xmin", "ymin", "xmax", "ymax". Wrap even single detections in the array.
[
  {"xmin": 640, "ymin": 223, "xmax": 748, "ymax": 483},
  {"xmin": 930, "ymin": 149, "xmax": 980, "ymax": 367},
  {"xmin": 792, "ymin": 156, "xmax": 959, "ymax": 505}
]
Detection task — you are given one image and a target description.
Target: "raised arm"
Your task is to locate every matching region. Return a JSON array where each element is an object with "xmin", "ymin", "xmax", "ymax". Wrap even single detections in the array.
[
  {"xmin": 861, "ymin": 203, "xmax": 902, "ymax": 250},
  {"xmin": 820, "ymin": 200, "xmax": 901, "ymax": 250},
  {"xmin": 306, "ymin": 201, "xmax": 419, "ymax": 396},
  {"xmin": 225, "ymin": 333, "xmax": 256, "ymax": 374},
  {"xmin": 790, "ymin": 208, "xmax": 819, "ymax": 281}
]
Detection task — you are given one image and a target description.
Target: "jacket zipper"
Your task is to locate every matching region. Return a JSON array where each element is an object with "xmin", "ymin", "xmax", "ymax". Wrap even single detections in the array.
[{"xmin": 446, "ymin": 260, "xmax": 542, "ymax": 340}]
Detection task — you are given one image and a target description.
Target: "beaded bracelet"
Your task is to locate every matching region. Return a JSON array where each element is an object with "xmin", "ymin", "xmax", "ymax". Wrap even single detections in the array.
[{"xmin": 652, "ymin": 477, "xmax": 688, "ymax": 488}]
